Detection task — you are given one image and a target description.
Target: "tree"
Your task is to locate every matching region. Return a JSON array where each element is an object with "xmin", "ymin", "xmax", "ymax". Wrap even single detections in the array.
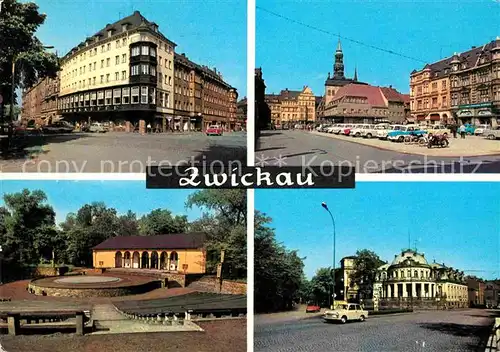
[
  {"xmin": 187, "ymin": 190, "xmax": 246, "ymax": 280},
  {"xmin": 0, "ymin": 0, "xmax": 58, "ymax": 119},
  {"xmin": 350, "ymin": 249, "xmax": 385, "ymax": 299},
  {"xmin": 0, "ymin": 189, "xmax": 56, "ymax": 266},
  {"xmin": 116, "ymin": 210, "xmax": 139, "ymax": 237},
  {"xmin": 138, "ymin": 209, "xmax": 188, "ymax": 236},
  {"xmin": 254, "ymin": 211, "xmax": 305, "ymax": 312}
]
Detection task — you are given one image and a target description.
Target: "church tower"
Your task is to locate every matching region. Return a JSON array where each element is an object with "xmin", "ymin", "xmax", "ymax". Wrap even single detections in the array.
[{"xmin": 333, "ymin": 38, "xmax": 345, "ymax": 80}]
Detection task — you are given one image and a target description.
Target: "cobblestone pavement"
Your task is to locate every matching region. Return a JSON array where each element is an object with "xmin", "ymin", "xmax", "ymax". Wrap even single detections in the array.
[
  {"xmin": 0, "ymin": 320, "xmax": 246, "ymax": 352},
  {"xmin": 257, "ymin": 130, "xmax": 500, "ymax": 173},
  {"xmin": 254, "ymin": 309, "xmax": 497, "ymax": 352},
  {"xmin": 0, "ymin": 131, "xmax": 246, "ymax": 173}
]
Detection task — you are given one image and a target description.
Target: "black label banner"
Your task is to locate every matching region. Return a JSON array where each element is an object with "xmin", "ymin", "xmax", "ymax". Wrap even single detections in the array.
[{"xmin": 146, "ymin": 166, "xmax": 355, "ymax": 189}]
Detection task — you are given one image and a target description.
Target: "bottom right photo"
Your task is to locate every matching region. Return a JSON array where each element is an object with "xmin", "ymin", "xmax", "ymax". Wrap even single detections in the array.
[{"xmin": 254, "ymin": 182, "xmax": 500, "ymax": 352}]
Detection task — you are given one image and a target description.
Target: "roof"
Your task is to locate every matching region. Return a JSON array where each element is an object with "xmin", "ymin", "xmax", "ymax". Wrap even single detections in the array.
[
  {"xmin": 380, "ymin": 87, "xmax": 406, "ymax": 103},
  {"xmin": 412, "ymin": 38, "xmax": 500, "ymax": 77},
  {"xmin": 93, "ymin": 233, "xmax": 207, "ymax": 250},
  {"xmin": 63, "ymin": 11, "xmax": 176, "ymax": 60},
  {"xmin": 173, "ymin": 53, "xmax": 233, "ymax": 89},
  {"xmin": 331, "ymin": 83, "xmax": 387, "ymax": 107}
]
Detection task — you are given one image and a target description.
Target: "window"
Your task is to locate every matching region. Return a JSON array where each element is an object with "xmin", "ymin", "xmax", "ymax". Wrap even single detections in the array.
[
  {"xmin": 115, "ymin": 72, "xmax": 119, "ymax": 81},
  {"xmin": 168, "ymin": 60, "xmax": 172, "ymax": 69},
  {"xmin": 122, "ymin": 71, "xmax": 126, "ymax": 80},
  {"xmin": 93, "ymin": 62, "xmax": 96, "ymax": 70},
  {"xmin": 101, "ymin": 60, "xmax": 104, "ymax": 68},
  {"xmin": 90, "ymin": 92, "xmax": 96, "ymax": 106},
  {"xmin": 168, "ymin": 76, "xmax": 172, "ymax": 86},
  {"xmin": 131, "ymin": 87, "xmax": 139, "ymax": 103},
  {"xmin": 113, "ymin": 88, "xmax": 121, "ymax": 105},
  {"xmin": 93, "ymin": 77, "xmax": 96, "ymax": 85},
  {"xmin": 122, "ymin": 38, "xmax": 127, "ymax": 46},
  {"xmin": 160, "ymin": 92, "xmax": 165, "ymax": 107},
  {"xmin": 106, "ymin": 73, "xmax": 110, "ymax": 82},
  {"xmin": 97, "ymin": 91, "xmax": 104, "ymax": 105},
  {"xmin": 159, "ymin": 56, "xmax": 163, "ymax": 66},
  {"xmin": 101, "ymin": 45, "xmax": 105, "ymax": 53},
  {"xmin": 89, "ymin": 64, "xmax": 92, "ymax": 72},
  {"xmin": 88, "ymin": 78, "xmax": 91, "ymax": 86},
  {"xmin": 165, "ymin": 60, "xmax": 168, "ymax": 68},
  {"xmin": 165, "ymin": 74, "xmax": 168, "ymax": 84},
  {"xmin": 141, "ymin": 45, "xmax": 149, "ymax": 55},
  {"xmin": 115, "ymin": 55, "xmax": 119, "ymax": 65},
  {"xmin": 149, "ymin": 47, "xmax": 156, "ymax": 57},
  {"xmin": 131, "ymin": 65, "xmax": 139, "ymax": 76},
  {"xmin": 131, "ymin": 47, "xmax": 140, "ymax": 56},
  {"xmin": 122, "ymin": 87, "xmax": 130, "ymax": 104},
  {"xmin": 165, "ymin": 93, "xmax": 169, "ymax": 107},
  {"xmin": 100, "ymin": 75, "xmax": 104, "ymax": 83},
  {"xmin": 106, "ymin": 58, "xmax": 110, "ymax": 67},
  {"xmin": 116, "ymin": 40, "xmax": 120, "ymax": 48},
  {"xmin": 151, "ymin": 66, "xmax": 156, "ymax": 77},
  {"xmin": 141, "ymin": 86, "xmax": 148, "ymax": 104},
  {"xmin": 141, "ymin": 64, "xmax": 150, "ymax": 75},
  {"xmin": 122, "ymin": 54, "xmax": 126, "ymax": 63},
  {"xmin": 107, "ymin": 43, "xmax": 111, "ymax": 51}
]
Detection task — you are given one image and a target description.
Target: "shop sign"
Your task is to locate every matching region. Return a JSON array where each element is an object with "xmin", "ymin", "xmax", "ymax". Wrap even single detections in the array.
[{"xmin": 457, "ymin": 110, "xmax": 472, "ymax": 117}]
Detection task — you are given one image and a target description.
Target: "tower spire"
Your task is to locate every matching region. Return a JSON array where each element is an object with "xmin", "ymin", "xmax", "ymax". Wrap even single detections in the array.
[
  {"xmin": 336, "ymin": 36, "xmax": 342, "ymax": 52},
  {"xmin": 333, "ymin": 37, "xmax": 345, "ymax": 80},
  {"xmin": 353, "ymin": 66, "xmax": 358, "ymax": 82}
]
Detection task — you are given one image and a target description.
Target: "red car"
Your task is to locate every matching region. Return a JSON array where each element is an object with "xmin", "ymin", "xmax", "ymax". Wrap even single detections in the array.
[
  {"xmin": 306, "ymin": 304, "xmax": 321, "ymax": 313},
  {"xmin": 206, "ymin": 125, "xmax": 223, "ymax": 136},
  {"xmin": 343, "ymin": 128, "xmax": 352, "ymax": 136}
]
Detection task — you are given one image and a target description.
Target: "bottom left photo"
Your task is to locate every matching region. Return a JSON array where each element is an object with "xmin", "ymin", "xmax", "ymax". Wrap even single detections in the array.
[{"xmin": 0, "ymin": 182, "xmax": 247, "ymax": 352}]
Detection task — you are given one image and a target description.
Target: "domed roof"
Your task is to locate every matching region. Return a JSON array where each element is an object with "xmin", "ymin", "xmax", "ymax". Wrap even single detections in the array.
[{"xmin": 391, "ymin": 249, "xmax": 429, "ymax": 266}]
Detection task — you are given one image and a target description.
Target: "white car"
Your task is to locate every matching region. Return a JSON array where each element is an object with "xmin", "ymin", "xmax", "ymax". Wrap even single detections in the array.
[
  {"xmin": 330, "ymin": 124, "xmax": 346, "ymax": 134},
  {"xmin": 362, "ymin": 124, "xmax": 389, "ymax": 139},
  {"xmin": 378, "ymin": 124, "xmax": 404, "ymax": 140},
  {"xmin": 89, "ymin": 122, "xmax": 108, "ymax": 133},
  {"xmin": 350, "ymin": 124, "xmax": 373, "ymax": 137},
  {"xmin": 474, "ymin": 124, "xmax": 490, "ymax": 136},
  {"xmin": 323, "ymin": 303, "xmax": 368, "ymax": 324}
]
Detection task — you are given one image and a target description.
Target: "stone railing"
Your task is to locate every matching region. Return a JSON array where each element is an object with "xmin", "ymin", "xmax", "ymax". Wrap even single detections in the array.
[
  {"xmin": 0, "ymin": 311, "xmax": 88, "ymax": 336},
  {"xmin": 485, "ymin": 317, "xmax": 500, "ymax": 352}
]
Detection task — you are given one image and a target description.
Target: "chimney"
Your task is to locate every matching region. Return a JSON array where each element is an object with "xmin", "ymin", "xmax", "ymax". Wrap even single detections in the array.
[{"xmin": 214, "ymin": 67, "xmax": 217, "ymax": 74}]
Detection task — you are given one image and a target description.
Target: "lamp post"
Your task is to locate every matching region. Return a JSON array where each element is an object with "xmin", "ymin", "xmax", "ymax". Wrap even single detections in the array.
[
  {"xmin": 321, "ymin": 202, "xmax": 336, "ymax": 309},
  {"xmin": 10, "ymin": 46, "xmax": 55, "ymax": 122}
]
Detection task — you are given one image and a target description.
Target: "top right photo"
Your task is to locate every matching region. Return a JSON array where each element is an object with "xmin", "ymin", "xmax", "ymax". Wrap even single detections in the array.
[{"xmin": 255, "ymin": 0, "xmax": 500, "ymax": 173}]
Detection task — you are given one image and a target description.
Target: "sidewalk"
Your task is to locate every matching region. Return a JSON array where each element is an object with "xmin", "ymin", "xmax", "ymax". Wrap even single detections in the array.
[{"xmin": 310, "ymin": 131, "xmax": 500, "ymax": 157}]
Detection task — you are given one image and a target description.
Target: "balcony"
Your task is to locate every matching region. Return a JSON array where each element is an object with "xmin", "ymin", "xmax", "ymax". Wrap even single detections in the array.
[{"xmin": 129, "ymin": 75, "xmax": 157, "ymax": 85}]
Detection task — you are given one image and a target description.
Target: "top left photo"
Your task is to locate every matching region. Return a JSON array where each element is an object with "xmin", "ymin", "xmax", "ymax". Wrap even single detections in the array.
[{"xmin": 0, "ymin": 0, "xmax": 247, "ymax": 173}]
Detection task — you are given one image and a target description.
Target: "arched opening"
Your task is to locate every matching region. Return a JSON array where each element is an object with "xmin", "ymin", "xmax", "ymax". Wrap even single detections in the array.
[
  {"xmin": 132, "ymin": 251, "xmax": 140, "ymax": 269},
  {"xmin": 151, "ymin": 251, "xmax": 159, "ymax": 269},
  {"xmin": 115, "ymin": 251, "xmax": 123, "ymax": 268},
  {"xmin": 141, "ymin": 251, "xmax": 149, "ymax": 269},
  {"xmin": 124, "ymin": 251, "xmax": 131, "ymax": 268},
  {"xmin": 160, "ymin": 251, "xmax": 168, "ymax": 270},
  {"xmin": 169, "ymin": 251, "xmax": 179, "ymax": 271}
]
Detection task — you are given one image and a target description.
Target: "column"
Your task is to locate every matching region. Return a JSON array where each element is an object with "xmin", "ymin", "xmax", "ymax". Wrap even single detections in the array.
[
  {"xmin": 388, "ymin": 284, "xmax": 392, "ymax": 298},
  {"xmin": 149, "ymin": 254, "xmax": 152, "ymax": 269},
  {"xmin": 403, "ymin": 282, "xmax": 407, "ymax": 298},
  {"xmin": 412, "ymin": 282, "xmax": 416, "ymax": 298},
  {"xmin": 394, "ymin": 283, "xmax": 399, "ymax": 298},
  {"xmin": 122, "ymin": 253, "xmax": 125, "ymax": 268}
]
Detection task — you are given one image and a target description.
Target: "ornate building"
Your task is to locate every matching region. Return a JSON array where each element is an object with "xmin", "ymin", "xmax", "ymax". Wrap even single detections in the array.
[
  {"xmin": 410, "ymin": 37, "xmax": 500, "ymax": 126},
  {"xmin": 373, "ymin": 249, "xmax": 468, "ymax": 309},
  {"xmin": 22, "ymin": 74, "xmax": 60, "ymax": 126},
  {"xmin": 264, "ymin": 86, "xmax": 316, "ymax": 126}
]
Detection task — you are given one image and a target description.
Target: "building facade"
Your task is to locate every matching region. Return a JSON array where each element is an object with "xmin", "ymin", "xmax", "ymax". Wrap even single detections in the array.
[
  {"xmin": 410, "ymin": 37, "xmax": 500, "ymax": 126},
  {"xmin": 485, "ymin": 281, "xmax": 500, "ymax": 307},
  {"xmin": 21, "ymin": 74, "xmax": 61, "ymax": 126},
  {"xmin": 373, "ymin": 249, "xmax": 468, "ymax": 309},
  {"xmin": 92, "ymin": 233, "xmax": 207, "ymax": 274},
  {"xmin": 467, "ymin": 276, "xmax": 486, "ymax": 307},
  {"xmin": 265, "ymin": 86, "xmax": 316, "ymax": 126}
]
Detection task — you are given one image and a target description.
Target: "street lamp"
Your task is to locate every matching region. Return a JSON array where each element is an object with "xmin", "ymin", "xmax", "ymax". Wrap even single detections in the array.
[
  {"xmin": 10, "ymin": 46, "xmax": 55, "ymax": 122},
  {"xmin": 321, "ymin": 202, "xmax": 336, "ymax": 309}
]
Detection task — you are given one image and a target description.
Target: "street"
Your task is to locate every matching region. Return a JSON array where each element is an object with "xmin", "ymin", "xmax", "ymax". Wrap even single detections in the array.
[
  {"xmin": 256, "ymin": 130, "xmax": 500, "ymax": 173},
  {"xmin": 0, "ymin": 131, "xmax": 246, "ymax": 173},
  {"xmin": 255, "ymin": 309, "xmax": 497, "ymax": 352}
]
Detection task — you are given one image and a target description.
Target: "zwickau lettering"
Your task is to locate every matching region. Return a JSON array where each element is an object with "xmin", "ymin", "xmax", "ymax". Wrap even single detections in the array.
[{"xmin": 146, "ymin": 166, "xmax": 355, "ymax": 189}]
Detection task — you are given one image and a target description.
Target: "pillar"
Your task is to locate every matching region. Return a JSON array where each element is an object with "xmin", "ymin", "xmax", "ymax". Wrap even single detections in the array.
[
  {"xmin": 7, "ymin": 314, "xmax": 20, "ymax": 336},
  {"xmin": 403, "ymin": 283, "xmax": 407, "ymax": 298},
  {"xmin": 122, "ymin": 253, "xmax": 125, "ymax": 268},
  {"xmin": 394, "ymin": 283, "xmax": 399, "ymax": 298},
  {"xmin": 412, "ymin": 282, "xmax": 416, "ymax": 298},
  {"xmin": 76, "ymin": 312, "xmax": 84, "ymax": 336},
  {"xmin": 149, "ymin": 254, "xmax": 152, "ymax": 269}
]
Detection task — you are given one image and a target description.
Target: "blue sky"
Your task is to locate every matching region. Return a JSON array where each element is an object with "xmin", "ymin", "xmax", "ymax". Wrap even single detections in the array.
[
  {"xmin": 256, "ymin": 0, "xmax": 500, "ymax": 95},
  {"xmin": 256, "ymin": 182, "xmax": 500, "ymax": 281},
  {"xmin": 32, "ymin": 0, "xmax": 247, "ymax": 96},
  {"xmin": 0, "ymin": 181, "xmax": 202, "ymax": 225}
]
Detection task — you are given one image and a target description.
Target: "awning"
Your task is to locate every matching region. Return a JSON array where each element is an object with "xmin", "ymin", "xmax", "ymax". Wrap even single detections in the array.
[
  {"xmin": 416, "ymin": 115, "xmax": 426, "ymax": 121},
  {"xmin": 429, "ymin": 114, "xmax": 440, "ymax": 121}
]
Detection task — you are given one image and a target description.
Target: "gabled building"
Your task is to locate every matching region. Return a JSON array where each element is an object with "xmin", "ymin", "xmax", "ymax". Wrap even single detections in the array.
[{"xmin": 264, "ymin": 86, "xmax": 316, "ymax": 126}]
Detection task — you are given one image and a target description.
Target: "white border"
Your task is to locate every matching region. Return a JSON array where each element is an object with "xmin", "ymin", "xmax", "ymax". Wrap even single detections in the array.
[
  {"xmin": 0, "ymin": 173, "xmax": 145, "ymax": 180},
  {"xmin": 247, "ymin": 0, "xmax": 255, "ymax": 167},
  {"xmin": 356, "ymin": 174, "xmax": 500, "ymax": 182},
  {"xmin": 247, "ymin": 189, "xmax": 254, "ymax": 352}
]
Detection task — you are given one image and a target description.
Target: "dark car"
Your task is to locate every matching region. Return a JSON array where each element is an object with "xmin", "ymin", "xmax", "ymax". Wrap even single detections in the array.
[{"xmin": 42, "ymin": 121, "xmax": 74, "ymax": 134}]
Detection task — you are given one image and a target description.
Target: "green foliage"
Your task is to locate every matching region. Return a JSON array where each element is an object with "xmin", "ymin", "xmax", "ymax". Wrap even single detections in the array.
[
  {"xmin": 350, "ymin": 249, "xmax": 385, "ymax": 298},
  {"xmin": 187, "ymin": 189, "xmax": 246, "ymax": 279},
  {"xmin": 138, "ymin": 209, "xmax": 188, "ymax": 235},
  {"xmin": 254, "ymin": 211, "xmax": 305, "ymax": 312},
  {"xmin": 0, "ymin": 0, "xmax": 59, "ymax": 110}
]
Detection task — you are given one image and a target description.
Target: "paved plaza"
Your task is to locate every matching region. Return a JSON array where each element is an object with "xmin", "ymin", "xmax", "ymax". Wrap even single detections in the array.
[
  {"xmin": 0, "ymin": 131, "xmax": 247, "ymax": 173},
  {"xmin": 257, "ymin": 130, "xmax": 500, "ymax": 173},
  {"xmin": 255, "ymin": 308, "xmax": 498, "ymax": 352}
]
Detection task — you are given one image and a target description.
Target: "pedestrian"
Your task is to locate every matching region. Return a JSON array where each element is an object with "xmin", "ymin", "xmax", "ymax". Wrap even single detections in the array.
[
  {"xmin": 147, "ymin": 122, "xmax": 151, "ymax": 134},
  {"xmin": 459, "ymin": 123, "xmax": 466, "ymax": 139},
  {"xmin": 451, "ymin": 124, "xmax": 457, "ymax": 138}
]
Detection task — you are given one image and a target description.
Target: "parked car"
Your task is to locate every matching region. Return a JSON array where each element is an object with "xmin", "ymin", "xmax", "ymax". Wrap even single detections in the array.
[
  {"xmin": 306, "ymin": 304, "xmax": 321, "ymax": 313},
  {"xmin": 206, "ymin": 125, "xmax": 223, "ymax": 136},
  {"xmin": 378, "ymin": 124, "xmax": 404, "ymax": 140},
  {"xmin": 330, "ymin": 124, "xmax": 346, "ymax": 134},
  {"xmin": 323, "ymin": 303, "xmax": 368, "ymax": 324},
  {"xmin": 484, "ymin": 126, "xmax": 500, "ymax": 140},
  {"xmin": 462, "ymin": 124, "xmax": 475, "ymax": 135},
  {"xmin": 388, "ymin": 125, "xmax": 426, "ymax": 142},
  {"xmin": 342, "ymin": 124, "xmax": 357, "ymax": 136},
  {"xmin": 350, "ymin": 124, "xmax": 372, "ymax": 137},
  {"xmin": 474, "ymin": 124, "xmax": 490, "ymax": 136},
  {"xmin": 89, "ymin": 122, "xmax": 108, "ymax": 133},
  {"xmin": 42, "ymin": 120, "xmax": 74, "ymax": 134},
  {"xmin": 362, "ymin": 124, "xmax": 389, "ymax": 139}
]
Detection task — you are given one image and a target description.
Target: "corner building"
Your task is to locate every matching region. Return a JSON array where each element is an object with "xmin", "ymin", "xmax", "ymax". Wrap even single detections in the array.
[{"xmin": 56, "ymin": 11, "xmax": 236, "ymax": 132}]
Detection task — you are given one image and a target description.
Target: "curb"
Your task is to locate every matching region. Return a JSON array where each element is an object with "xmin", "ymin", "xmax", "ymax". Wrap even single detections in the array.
[{"xmin": 308, "ymin": 131, "xmax": 500, "ymax": 158}]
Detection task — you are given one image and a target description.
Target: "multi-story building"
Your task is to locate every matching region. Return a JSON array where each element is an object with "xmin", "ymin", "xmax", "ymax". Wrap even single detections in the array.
[
  {"xmin": 236, "ymin": 97, "xmax": 247, "ymax": 130},
  {"xmin": 373, "ymin": 249, "xmax": 468, "ymax": 309},
  {"xmin": 264, "ymin": 86, "xmax": 316, "ymax": 126},
  {"xmin": 485, "ymin": 280, "xmax": 500, "ymax": 307},
  {"xmin": 410, "ymin": 37, "xmax": 500, "ymax": 126},
  {"xmin": 323, "ymin": 83, "xmax": 409, "ymax": 124},
  {"xmin": 21, "ymin": 79, "xmax": 43, "ymax": 124},
  {"xmin": 467, "ymin": 276, "xmax": 486, "ymax": 307}
]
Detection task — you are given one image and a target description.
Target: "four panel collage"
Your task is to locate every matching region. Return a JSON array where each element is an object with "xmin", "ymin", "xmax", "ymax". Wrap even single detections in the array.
[{"xmin": 0, "ymin": 0, "xmax": 499, "ymax": 351}]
